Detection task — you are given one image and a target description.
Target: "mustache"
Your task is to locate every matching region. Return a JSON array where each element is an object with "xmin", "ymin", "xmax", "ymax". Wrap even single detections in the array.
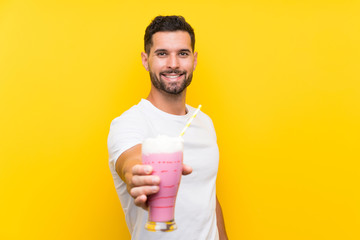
[{"xmin": 160, "ymin": 70, "xmax": 186, "ymax": 75}]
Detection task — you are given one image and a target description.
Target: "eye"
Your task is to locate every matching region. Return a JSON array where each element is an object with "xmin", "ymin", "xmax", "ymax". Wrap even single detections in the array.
[
  {"xmin": 156, "ymin": 52, "xmax": 167, "ymax": 57},
  {"xmin": 179, "ymin": 52, "xmax": 189, "ymax": 57}
]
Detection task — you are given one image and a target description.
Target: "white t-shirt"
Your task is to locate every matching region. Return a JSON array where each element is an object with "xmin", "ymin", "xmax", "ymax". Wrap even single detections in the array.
[{"xmin": 108, "ymin": 99, "xmax": 219, "ymax": 240}]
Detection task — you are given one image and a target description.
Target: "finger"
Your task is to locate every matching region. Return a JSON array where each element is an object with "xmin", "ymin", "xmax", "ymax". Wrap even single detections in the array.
[
  {"xmin": 130, "ymin": 185, "xmax": 159, "ymax": 199},
  {"xmin": 182, "ymin": 163, "xmax": 193, "ymax": 175},
  {"xmin": 132, "ymin": 175, "xmax": 160, "ymax": 186},
  {"xmin": 132, "ymin": 164, "xmax": 153, "ymax": 175},
  {"xmin": 134, "ymin": 195, "xmax": 150, "ymax": 211},
  {"xmin": 134, "ymin": 194, "xmax": 147, "ymax": 209}
]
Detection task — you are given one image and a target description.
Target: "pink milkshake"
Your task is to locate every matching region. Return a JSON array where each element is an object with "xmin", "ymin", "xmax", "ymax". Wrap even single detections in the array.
[{"xmin": 142, "ymin": 135, "xmax": 183, "ymax": 232}]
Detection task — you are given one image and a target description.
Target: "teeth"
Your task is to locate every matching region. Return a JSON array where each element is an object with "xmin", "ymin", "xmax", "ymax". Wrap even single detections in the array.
[{"xmin": 164, "ymin": 75, "xmax": 180, "ymax": 79}]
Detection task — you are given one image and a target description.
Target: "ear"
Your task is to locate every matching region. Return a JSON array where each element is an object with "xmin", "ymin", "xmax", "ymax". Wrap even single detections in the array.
[
  {"xmin": 193, "ymin": 51, "xmax": 198, "ymax": 70},
  {"xmin": 141, "ymin": 52, "xmax": 149, "ymax": 71}
]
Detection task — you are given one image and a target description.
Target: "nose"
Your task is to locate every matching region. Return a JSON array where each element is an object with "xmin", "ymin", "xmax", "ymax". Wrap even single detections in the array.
[{"xmin": 167, "ymin": 54, "xmax": 179, "ymax": 69}]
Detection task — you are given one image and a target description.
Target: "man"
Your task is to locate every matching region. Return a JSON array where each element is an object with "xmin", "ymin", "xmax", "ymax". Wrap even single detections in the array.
[{"xmin": 108, "ymin": 15, "xmax": 228, "ymax": 240}]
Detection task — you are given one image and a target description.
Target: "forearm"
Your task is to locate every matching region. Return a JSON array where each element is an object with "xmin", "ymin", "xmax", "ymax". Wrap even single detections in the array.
[
  {"xmin": 115, "ymin": 144, "xmax": 142, "ymax": 181},
  {"xmin": 216, "ymin": 196, "xmax": 228, "ymax": 240}
]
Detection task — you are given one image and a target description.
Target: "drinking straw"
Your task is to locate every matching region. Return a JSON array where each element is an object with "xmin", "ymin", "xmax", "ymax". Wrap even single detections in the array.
[{"xmin": 179, "ymin": 104, "xmax": 202, "ymax": 137}]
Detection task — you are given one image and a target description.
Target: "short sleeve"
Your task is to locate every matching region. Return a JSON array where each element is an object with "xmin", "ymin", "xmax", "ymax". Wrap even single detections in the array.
[{"xmin": 107, "ymin": 107, "xmax": 149, "ymax": 168}]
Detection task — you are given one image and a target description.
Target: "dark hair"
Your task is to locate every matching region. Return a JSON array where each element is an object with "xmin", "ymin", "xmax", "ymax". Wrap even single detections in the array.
[{"xmin": 144, "ymin": 15, "xmax": 195, "ymax": 54}]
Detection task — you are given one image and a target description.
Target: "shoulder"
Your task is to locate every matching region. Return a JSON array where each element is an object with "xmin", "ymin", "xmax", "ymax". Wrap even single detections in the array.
[
  {"xmin": 108, "ymin": 101, "xmax": 151, "ymax": 146},
  {"xmin": 199, "ymin": 110, "xmax": 213, "ymax": 123},
  {"xmin": 186, "ymin": 105, "xmax": 217, "ymax": 134},
  {"xmin": 189, "ymin": 105, "xmax": 215, "ymax": 126},
  {"xmin": 199, "ymin": 111, "xmax": 216, "ymax": 134},
  {"xmin": 110, "ymin": 101, "xmax": 148, "ymax": 129},
  {"xmin": 111, "ymin": 105, "xmax": 141, "ymax": 126},
  {"xmin": 107, "ymin": 101, "xmax": 150, "ymax": 161}
]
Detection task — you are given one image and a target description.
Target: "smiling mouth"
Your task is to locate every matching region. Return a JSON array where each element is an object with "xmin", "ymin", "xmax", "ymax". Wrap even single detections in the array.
[{"xmin": 160, "ymin": 73, "xmax": 185, "ymax": 81}]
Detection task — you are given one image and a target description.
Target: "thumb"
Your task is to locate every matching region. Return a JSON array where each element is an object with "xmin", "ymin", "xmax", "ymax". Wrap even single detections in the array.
[{"xmin": 182, "ymin": 163, "xmax": 192, "ymax": 175}]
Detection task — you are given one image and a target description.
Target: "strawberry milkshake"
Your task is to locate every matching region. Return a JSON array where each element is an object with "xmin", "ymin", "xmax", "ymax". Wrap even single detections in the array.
[{"xmin": 142, "ymin": 135, "xmax": 183, "ymax": 232}]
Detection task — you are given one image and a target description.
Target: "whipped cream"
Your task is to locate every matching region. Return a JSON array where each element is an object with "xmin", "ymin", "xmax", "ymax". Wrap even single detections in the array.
[{"xmin": 142, "ymin": 135, "xmax": 183, "ymax": 155}]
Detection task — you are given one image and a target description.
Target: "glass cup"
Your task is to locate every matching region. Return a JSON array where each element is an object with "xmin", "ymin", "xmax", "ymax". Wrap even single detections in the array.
[{"xmin": 142, "ymin": 135, "xmax": 183, "ymax": 232}]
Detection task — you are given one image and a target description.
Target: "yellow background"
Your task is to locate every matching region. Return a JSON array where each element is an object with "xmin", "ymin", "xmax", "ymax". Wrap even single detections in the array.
[{"xmin": 1, "ymin": 0, "xmax": 359, "ymax": 239}]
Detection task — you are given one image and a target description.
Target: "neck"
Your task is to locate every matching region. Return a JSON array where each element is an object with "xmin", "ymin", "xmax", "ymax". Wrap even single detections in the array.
[{"xmin": 146, "ymin": 87, "xmax": 187, "ymax": 115}]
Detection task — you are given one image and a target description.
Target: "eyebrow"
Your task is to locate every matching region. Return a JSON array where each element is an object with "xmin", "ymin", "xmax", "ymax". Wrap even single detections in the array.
[
  {"xmin": 154, "ymin": 49, "xmax": 167, "ymax": 53},
  {"xmin": 154, "ymin": 49, "xmax": 192, "ymax": 53},
  {"xmin": 179, "ymin": 49, "xmax": 192, "ymax": 53}
]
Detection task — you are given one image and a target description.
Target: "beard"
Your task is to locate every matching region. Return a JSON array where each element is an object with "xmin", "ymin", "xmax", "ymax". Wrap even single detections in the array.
[{"xmin": 149, "ymin": 69, "xmax": 193, "ymax": 95}]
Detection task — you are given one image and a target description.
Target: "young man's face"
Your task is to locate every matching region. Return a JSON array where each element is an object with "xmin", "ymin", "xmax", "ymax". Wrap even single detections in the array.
[{"xmin": 142, "ymin": 31, "xmax": 198, "ymax": 95}]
